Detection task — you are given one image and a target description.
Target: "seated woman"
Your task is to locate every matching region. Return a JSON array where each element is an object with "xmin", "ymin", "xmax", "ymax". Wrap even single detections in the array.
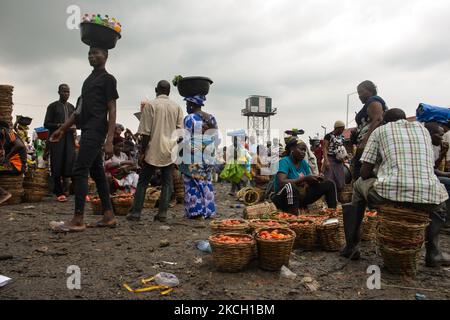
[
  {"xmin": 105, "ymin": 139, "xmax": 139, "ymax": 193},
  {"xmin": 271, "ymin": 137, "xmax": 337, "ymax": 214},
  {"xmin": 0, "ymin": 121, "xmax": 27, "ymax": 204}
]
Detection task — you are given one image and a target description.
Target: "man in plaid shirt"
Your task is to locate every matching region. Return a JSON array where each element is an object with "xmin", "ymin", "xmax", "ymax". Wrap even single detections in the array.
[{"xmin": 342, "ymin": 109, "xmax": 450, "ymax": 267}]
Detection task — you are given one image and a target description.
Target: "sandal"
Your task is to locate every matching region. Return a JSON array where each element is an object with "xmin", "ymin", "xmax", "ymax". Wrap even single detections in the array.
[
  {"xmin": 87, "ymin": 219, "xmax": 118, "ymax": 228},
  {"xmin": 57, "ymin": 195, "xmax": 68, "ymax": 202}
]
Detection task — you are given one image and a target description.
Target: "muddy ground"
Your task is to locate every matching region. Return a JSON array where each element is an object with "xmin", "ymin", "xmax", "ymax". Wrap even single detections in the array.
[{"xmin": 0, "ymin": 182, "xmax": 449, "ymax": 300}]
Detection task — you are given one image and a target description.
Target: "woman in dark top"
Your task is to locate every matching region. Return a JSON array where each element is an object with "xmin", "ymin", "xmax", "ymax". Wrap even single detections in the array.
[{"xmin": 352, "ymin": 80, "xmax": 387, "ymax": 179}]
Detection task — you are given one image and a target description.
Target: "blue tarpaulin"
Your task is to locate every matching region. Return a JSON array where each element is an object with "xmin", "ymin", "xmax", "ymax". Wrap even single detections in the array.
[{"xmin": 416, "ymin": 103, "xmax": 450, "ymax": 124}]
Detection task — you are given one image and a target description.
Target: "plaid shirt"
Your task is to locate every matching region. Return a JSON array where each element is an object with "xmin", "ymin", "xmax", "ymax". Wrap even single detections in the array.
[{"xmin": 361, "ymin": 120, "xmax": 448, "ymax": 204}]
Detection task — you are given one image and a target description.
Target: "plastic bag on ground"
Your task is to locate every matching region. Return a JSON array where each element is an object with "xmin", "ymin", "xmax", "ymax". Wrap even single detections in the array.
[
  {"xmin": 195, "ymin": 240, "xmax": 212, "ymax": 253},
  {"xmin": 155, "ymin": 272, "xmax": 179, "ymax": 287},
  {"xmin": 280, "ymin": 266, "xmax": 297, "ymax": 280}
]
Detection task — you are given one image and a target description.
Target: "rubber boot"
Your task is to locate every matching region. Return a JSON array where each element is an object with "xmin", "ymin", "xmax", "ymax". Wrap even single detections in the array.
[
  {"xmin": 340, "ymin": 203, "xmax": 365, "ymax": 260},
  {"xmin": 425, "ymin": 211, "xmax": 450, "ymax": 267}
]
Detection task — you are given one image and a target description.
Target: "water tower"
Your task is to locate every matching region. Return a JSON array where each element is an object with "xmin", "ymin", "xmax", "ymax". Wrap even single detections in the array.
[{"xmin": 241, "ymin": 95, "xmax": 277, "ymax": 145}]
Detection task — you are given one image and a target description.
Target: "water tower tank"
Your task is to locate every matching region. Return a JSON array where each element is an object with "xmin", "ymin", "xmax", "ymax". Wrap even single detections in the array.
[{"xmin": 245, "ymin": 95, "xmax": 272, "ymax": 113}]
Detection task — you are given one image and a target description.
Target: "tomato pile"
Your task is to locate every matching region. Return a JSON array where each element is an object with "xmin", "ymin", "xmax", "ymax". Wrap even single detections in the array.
[
  {"xmin": 251, "ymin": 220, "xmax": 285, "ymax": 227},
  {"xmin": 366, "ymin": 210, "xmax": 378, "ymax": 218},
  {"xmin": 220, "ymin": 219, "xmax": 244, "ymax": 226},
  {"xmin": 274, "ymin": 212, "xmax": 298, "ymax": 220},
  {"xmin": 258, "ymin": 229, "xmax": 293, "ymax": 240},
  {"xmin": 113, "ymin": 193, "xmax": 134, "ymax": 205},
  {"xmin": 211, "ymin": 235, "xmax": 253, "ymax": 244},
  {"xmin": 289, "ymin": 220, "xmax": 313, "ymax": 227}
]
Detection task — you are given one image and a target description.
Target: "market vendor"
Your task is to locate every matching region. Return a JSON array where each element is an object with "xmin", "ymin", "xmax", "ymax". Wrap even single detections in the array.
[
  {"xmin": 251, "ymin": 144, "xmax": 272, "ymax": 189},
  {"xmin": 271, "ymin": 137, "xmax": 337, "ymax": 214},
  {"xmin": 105, "ymin": 138, "xmax": 138, "ymax": 193},
  {"xmin": 342, "ymin": 109, "xmax": 449, "ymax": 267},
  {"xmin": 44, "ymin": 84, "xmax": 76, "ymax": 202},
  {"xmin": 0, "ymin": 120, "xmax": 27, "ymax": 204}
]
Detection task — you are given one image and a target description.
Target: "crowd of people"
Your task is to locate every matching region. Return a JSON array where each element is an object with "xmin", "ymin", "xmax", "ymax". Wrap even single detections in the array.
[{"xmin": 0, "ymin": 46, "xmax": 449, "ymax": 270}]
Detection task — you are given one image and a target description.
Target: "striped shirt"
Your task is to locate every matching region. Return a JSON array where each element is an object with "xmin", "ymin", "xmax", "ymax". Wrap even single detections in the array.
[{"xmin": 361, "ymin": 120, "xmax": 448, "ymax": 204}]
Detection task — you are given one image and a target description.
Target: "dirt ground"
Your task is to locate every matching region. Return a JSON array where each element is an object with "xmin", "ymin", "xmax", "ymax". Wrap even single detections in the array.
[{"xmin": 0, "ymin": 182, "xmax": 449, "ymax": 300}]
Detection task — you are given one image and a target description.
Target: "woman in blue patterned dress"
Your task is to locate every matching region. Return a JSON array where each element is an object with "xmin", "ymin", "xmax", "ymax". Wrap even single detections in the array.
[{"xmin": 180, "ymin": 95, "xmax": 218, "ymax": 219}]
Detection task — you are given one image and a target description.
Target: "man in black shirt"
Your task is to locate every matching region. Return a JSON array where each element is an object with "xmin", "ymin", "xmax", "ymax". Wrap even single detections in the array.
[
  {"xmin": 44, "ymin": 84, "xmax": 76, "ymax": 202},
  {"xmin": 50, "ymin": 47, "xmax": 118, "ymax": 232}
]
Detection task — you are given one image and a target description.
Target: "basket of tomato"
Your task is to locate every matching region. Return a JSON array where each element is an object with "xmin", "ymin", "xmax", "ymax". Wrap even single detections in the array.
[
  {"xmin": 317, "ymin": 218, "xmax": 344, "ymax": 252},
  {"xmin": 210, "ymin": 219, "xmax": 249, "ymax": 235},
  {"xmin": 272, "ymin": 212, "xmax": 299, "ymax": 221},
  {"xmin": 288, "ymin": 218, "xmax": 318, "ymax": 250},
  {"xmin": 111, "ymin": 193, "xmax": 134, "ymax": 216},
  {"xmin": 90, "ymin": 196, "xmax": 103, "ymax": 215},
  {"xmin": 248, "ymin": 219, "xmax": 289, "ymax": 234},
  {"xmin": 255, "ymin": 228, "xmax": 296, "ymax": 271},
  {"xmin": 209, "ymin": 234, "xmax": 255, "ymax": 272},
  {"xmin": 362, "ymin": 210, "xmax": 378, "ymax": 242}
]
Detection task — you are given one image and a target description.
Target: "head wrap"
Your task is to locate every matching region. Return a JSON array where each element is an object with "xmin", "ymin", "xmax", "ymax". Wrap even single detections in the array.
[{"xmin": 184, "ymin": 95, "xmax": 206, "ymax": 107}]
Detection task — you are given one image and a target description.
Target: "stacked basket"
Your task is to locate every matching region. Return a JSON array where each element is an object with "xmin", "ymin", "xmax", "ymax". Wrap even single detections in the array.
[
  {"xmin": 362, "ymin": 210, "xmax": 378, "ymax": 242},
  {"xmin": 377, "ymin": 206, "xmax": 430, "ymax": 276},
  {"xmin": 23, "ymin": 168, "xmax": 49, "ymax": 202},
  {"xmin": 0, "ymin": 85, "xmax": 14, "ymax": 127},
  {"xmin": 0, "ymin": 174, "xmax": 24, "ymax": 205},
  {"xmin": 243, "ymin": 202, "xmax": 278, "ymax": 220}
]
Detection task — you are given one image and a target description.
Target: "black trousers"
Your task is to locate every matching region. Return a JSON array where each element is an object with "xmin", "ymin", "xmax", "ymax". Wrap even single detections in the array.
[
  {"xmin": 131, "ymin": 163, "xmax": 173, "ymax": 216},
  {"xmin": 73, "ymin": 131, "xmax": 112, "ymax": 215},
  {"xmin": 272, "ymin": 180, "xmax": 337, "ymax": 213}
]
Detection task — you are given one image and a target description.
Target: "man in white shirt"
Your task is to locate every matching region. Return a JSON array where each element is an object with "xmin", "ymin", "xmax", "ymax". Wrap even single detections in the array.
[{"xmin": 127, "ymin": 81, "xmax": 183, "ymax": 222}]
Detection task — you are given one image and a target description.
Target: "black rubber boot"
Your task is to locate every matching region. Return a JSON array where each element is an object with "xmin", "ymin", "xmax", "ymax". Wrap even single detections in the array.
[
  {"xmin": 340, "ymin": 203, "xmax": 365, "ymax": 260},
  {"xmin": 425, "ymin": 210, "xmax": 450, "ymax": 267}
]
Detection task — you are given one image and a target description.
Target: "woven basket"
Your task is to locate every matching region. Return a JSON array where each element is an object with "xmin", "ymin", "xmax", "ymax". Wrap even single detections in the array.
[
  {"xmin": 111, "ymin": 195, "xmax": 134, "ymax": 216},
  {"xmin": 378, "ymin": 219, "xmax": 428, "ymax": 243},
  {"xmin": 249, "ymin": 219, "xmax": 289, "ymax": 234},
  {"xmin": 144, "ymin": 188, "xmax": 160, "ymax": 209},
  {"xmin": 339, "ymin": 191, "xmax": 353, "ymax": 204},
  {"xmin": 362, "ymin": 217, "xmax": 378, "ymax": 242},
  {"xmin": 288, "ymin": 219, "xmax": 318, "ymax": 250},
  {"xmin": 22, "ymin": 193, "xmax": 44, "ymax": 203},
  {"xmin": 209, "ymin": 234, "xmax": 255, "ymax": 272},
  {"xmin": 90, "ymin": 197, "xmax": 103, "ymax": 215},
  {"xmin": 380, "ymin": 245, "xmax": 421, "ymax": 276},
  {"xmin": 317, "ymin": 219, "xmax": 344, "ymax": 251},
  {"xmin": 255, "ymin": 227, "xmax": 296, "ymax": 271},
  {"xmin": 307, "ymin": 198, "xmax": 326, "ymax": 211},
  {"xmin": 242, "ymin": 188, "xmax": 265, "ymax": 206},
  {"xmin": 243, "ymin": 202, "xmax": 278, "ymax": 220},
  {"xmin": 237, "ymin": 187, "xmax": 253, "ymax": 200},
  {"xmin": 378, "ymin": 205, "xmax": 430, "ymax": 224},
  {"xmin": 210, "ymin": 219, "xmax": 249, "ymax": 234}
]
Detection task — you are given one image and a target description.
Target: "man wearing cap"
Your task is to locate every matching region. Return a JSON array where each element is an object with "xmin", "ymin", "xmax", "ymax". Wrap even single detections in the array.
[
  {"xmin": 127, "ymin": 80, "xmax": 183, "ymax": 222},
  {"xmin": 322, "ymin": 121, "xmax": 347, "ymax": 193}
]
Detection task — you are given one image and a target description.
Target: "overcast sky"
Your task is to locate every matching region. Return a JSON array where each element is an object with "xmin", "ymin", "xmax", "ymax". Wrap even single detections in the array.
[{"xmin": 1, "ymin": 0, "xmax": 450, "ymax": 145}]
